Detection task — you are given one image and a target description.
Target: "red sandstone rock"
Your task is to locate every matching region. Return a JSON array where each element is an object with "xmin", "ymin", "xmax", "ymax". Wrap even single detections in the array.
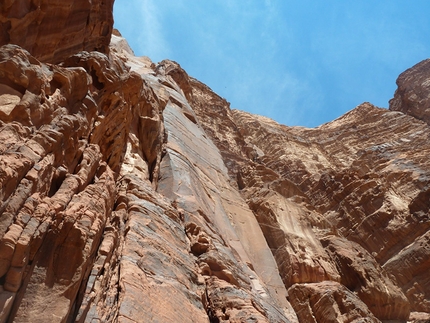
[
  {"xmin": 1, "ymin": 1, "xmax": 430, "ymax": 322},
  {"xmin": 321, "ymin": 235, "xmax": 410, "ymax": 320},
  {"xmin": 219, "ymin": 103, "xmax": 430, "ymax": 319},
  {"xmin": 0, "ymin": 0, "xmax": 114, "ymax": 63},
  {"xmin": 390, "ymin": 59, "xmax": 430, "ymax": 125},
  {"xmin": 288, "ymin": 281, "xmax": 381, "ymax": 323},
  {"xmin": 0, "ymin": 32, "xmax": 298, "ymax": 323}
]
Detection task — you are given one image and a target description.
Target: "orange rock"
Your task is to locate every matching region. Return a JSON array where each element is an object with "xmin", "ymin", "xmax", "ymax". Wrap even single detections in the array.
[
  {"xmin": 322, "ymin": 235, "xmax": 410, "ymax": 320},
  {"xmin": 390, "ymin": 59, "xmax": 430, "ymax": 125},
  {"xmin": 0, "ymin": 0, "xmax": 114, "ymax": 63},
  {"xmin": 288, "ymin": 281, "xmax": 381, "ymax": 323},
  {"xmin": 1, "ymin": 1, "xmax": 430, "ymax": 322}
]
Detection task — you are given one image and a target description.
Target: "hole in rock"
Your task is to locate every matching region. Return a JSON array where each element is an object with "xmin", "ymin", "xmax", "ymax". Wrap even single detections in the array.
[
  {"xmin": 90, "ymin": 69, "xmax": 104, "ymax": 90},
  {"xmin": 191, "ymin": 242, "xmax": 209, "ymax": 256},
  {"xmin": 48, "ymin": 167, "xmax": 67, "ymax": 197},
  {"xmin": 207, "ymin": 309, "xmax": 220, "ymax": 323}
]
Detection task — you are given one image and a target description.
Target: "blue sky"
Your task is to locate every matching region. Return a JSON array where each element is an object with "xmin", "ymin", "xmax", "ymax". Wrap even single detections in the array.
[{"xmin": 113, "ymin": 1, "xmax": 430, "ymax": 127}]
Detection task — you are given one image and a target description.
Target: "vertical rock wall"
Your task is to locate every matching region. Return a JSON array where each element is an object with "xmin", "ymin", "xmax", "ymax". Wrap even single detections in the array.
[
  {"xmin": 190, "ymin": 80, "xmax": 430, "ymax": 322},
  {"xmin": 1, "ymin": 1, "xmax": 430, "ymax": 322},
  {"xmin": 0, "ymin": 29, "xmax": 297, "ymax": 322}
]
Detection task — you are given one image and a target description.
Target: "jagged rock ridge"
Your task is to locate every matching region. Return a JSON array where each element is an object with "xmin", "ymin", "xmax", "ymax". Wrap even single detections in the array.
[{"xmin": 0, "ymin": 2, "xmax": 430, "ymax": 323}]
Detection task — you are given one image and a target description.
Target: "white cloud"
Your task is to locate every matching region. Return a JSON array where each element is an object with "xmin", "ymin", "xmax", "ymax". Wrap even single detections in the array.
[
  {"xmin": 137, "ymin": 0, "xmax": 171, "ymax": 61},
  {"xmin": 114, "ymin": 0, "xmax": 171, "ymax": 61},
  {"xmin": 115, "ymin": 1, "xmax": 430, "ymax": 128}
]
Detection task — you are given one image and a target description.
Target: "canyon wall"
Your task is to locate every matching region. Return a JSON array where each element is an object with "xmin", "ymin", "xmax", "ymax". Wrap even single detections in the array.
[
  {"xmin": 0, "ymin": 0, "xmax": 114, "ymax": 63},
  {"xmin": 0, "ymin": 2, "xmax": 430, "ymax": 322}
]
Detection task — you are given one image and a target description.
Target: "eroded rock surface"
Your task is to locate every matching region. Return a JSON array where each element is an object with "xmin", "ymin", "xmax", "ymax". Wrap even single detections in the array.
[
  {"xmin": 0, "ymin": 0, "xmax": 114, "ymax": 63},
  {"xmin": 0, "ymin": 29, "xmax": 297, "ymax": 322},
  {"xmin": 190, "ymin": 79, "xmax": 430, "ymax": 321},
  {"xmin": 1, "ymin": 2, "xmax": 430, "ymax": 322},
  {"xmin": 288, "ymin": 281, "xmax": 381, "ymax": 323},
  {"xmin": 390, "ymin": 59, "xmax": 430, "ymax": 125}
]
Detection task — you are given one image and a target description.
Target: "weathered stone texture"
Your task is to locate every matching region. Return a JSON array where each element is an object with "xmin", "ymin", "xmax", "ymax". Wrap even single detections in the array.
[
  {"xmin": 1, "ymin": 1, "xmax": 430, "ymax": 322},
  {"xmin": 390, "ymin": 58, "xmax": 430, "ymax": 125},
  {"xmin": 0, "ymin": 32, "xmax": 297, "ymax": 323},
  {"xmin": 190, "ymin": 77, "xmax": 430, "ymax": 320},
  {"xmin": 288, "ymin": 281, "xmax": 381, "ymax": 323},
  {"xmin": 0, "ymin": 0, "xmax": 114, "ymax": 63}
]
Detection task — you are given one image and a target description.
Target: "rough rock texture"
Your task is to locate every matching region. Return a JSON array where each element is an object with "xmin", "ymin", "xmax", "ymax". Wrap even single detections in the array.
[
  {"xmin": 288, "ymin": 281, "xmax": 380, "ymax": 323},
  {"xmin": 321, "ymin": 236, "xmax": 409, "ymax": 320},
  {"xmin": 1, "ymin": 2, "xmax": 430, "ymax": 323},
  {"xmin": 0, "ymin": 0, "xmax": 114, "ymax": 63},
  {"xmin": 0, "ymin": 29, "xmax": 297, "ymax": 322},
  {"xmin": 390, "ymin": 59, "xmax": 430, "ymax": 125},
  {"xmin": 190, "ymin": 81, "xmax": 430, "ymax": 321}
]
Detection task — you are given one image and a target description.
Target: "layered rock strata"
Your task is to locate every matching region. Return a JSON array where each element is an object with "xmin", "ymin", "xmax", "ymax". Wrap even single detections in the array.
[
  {"xmin": 0, "ymin": 0, "xmax": 114, "ymax": 63},
  {"xmin": 1, "ymin": 2, "xmax": 430, "ymax": 322},
  {"xmin": 0, "ymin": 30, "xmax": 297, "ymax": 322},
  {"xmin": 190, "ymin": 71, "xmax": 430, "ymax": 321},
  {"xmin": 195, "ymin": 99, "xmax": 430, "ymax": 321},
  {"xmin": 390, "ymin": 58, "xmax": 430, "ymax": 125}
]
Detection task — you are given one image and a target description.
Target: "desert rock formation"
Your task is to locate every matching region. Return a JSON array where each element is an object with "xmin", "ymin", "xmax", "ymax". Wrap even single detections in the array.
[
  {"xmin": 1, "ymin": 2, "xmax": 430, "ymax": 323},
  {"xmin": 390, "ymin": 58, "xmax": 430, "ymax": 125},
  {"xmin": 0, "ymin": 0, "xmax": 114, "ymax": 63}
]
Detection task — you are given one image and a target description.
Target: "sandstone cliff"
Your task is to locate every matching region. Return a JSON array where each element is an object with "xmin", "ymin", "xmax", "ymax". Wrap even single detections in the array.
[{"xmin": 1, "ymin": 2, "xmax": 430, "ymax": 323}]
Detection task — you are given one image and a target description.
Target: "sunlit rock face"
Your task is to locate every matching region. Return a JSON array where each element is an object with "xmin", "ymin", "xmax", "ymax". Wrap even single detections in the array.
[
  {"xmin": 191, "ymin": 76, "xmax": 430, "ymax": 321},
  {"xmin": 0, "ymin": 27, "xmax": 296, "ymax": 323},
  {"xmin": 1, "ymin": 1, "xmax": 430, "ymax": 322},
  {"xmin": 222, "ymin": 102, "xmax": 430, "ymax": 319},
  {"xmin": 390, "ymin": 58, "xmax": 430, "ymax": 125},
  {"xmin": 0, "ymin": 0, "xmax": 114, "ymax": 63}
]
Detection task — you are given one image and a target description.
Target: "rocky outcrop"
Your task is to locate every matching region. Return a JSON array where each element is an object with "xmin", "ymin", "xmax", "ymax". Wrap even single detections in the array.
[
  {"xmin": 233, "ymin": 104, "xmax": 430, "ymax": 317},
  {"xmin": 190, "ymin": 82, "xmax": 430, "ymax": 321},
  {"xmin": 321, "ymin": 236, "xmax": 409, "ymax": 320},
  {"xmin": 288, "ymin": 281, "xmax": 380, "ymax": 323},
  {"xmin": 0, "ymin": 40, "xmax": 164, "ymax": 322},
  {"xmin": 0, "ymin": 26, "xmax": 298, "ymax": 322},
  {"xmin": 1, "ymin": 1, "xmax": 430, "ymax": 322},
  {"xmin": 0, "ymin": 0, "xmax": 114, "ymax": 63},
  {"xmin": 390, "ymin": 59, "xmax": 430, "ymax": 125}
]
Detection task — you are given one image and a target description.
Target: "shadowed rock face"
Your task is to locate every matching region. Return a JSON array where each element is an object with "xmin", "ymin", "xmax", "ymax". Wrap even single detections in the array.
[{"xmin": 1, "ymin": 2, "xmax": 430, "ymax": 323}]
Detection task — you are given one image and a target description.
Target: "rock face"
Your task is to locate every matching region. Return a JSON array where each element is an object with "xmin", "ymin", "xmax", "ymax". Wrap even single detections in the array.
[
  {"xmin": 0, "ymin": 2, "xmax": 430, "ymax": 323},
  {"xmin": 287, "ymin": 281, "xmax": 381, "ymax": 323},
  {"xmin": 0, "ymin": 0, "xmax": 114, "ymax": 63},
  {"xmin": 390, "ymin": 59, "xmax": 430, "ymax": 125}
]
